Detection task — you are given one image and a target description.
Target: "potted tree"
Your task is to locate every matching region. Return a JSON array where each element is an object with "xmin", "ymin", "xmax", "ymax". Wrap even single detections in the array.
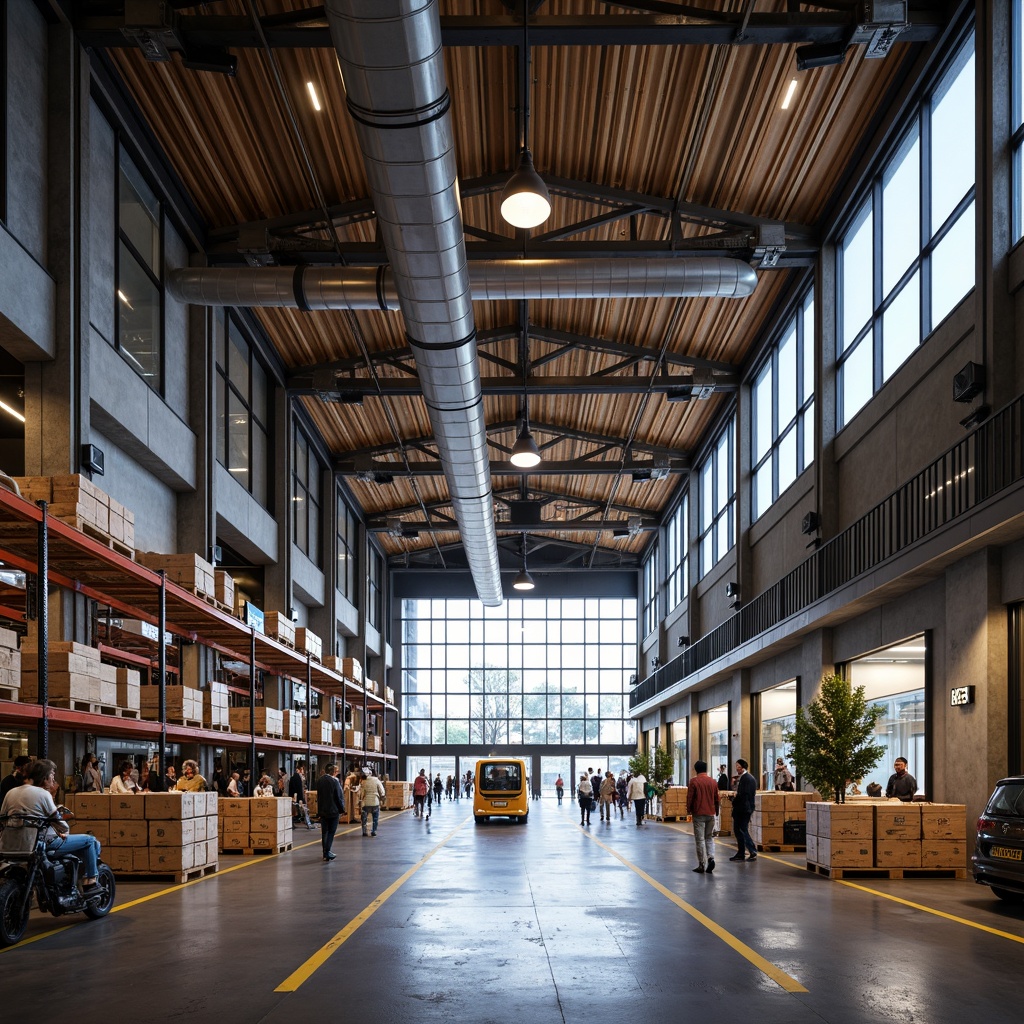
[
  {"xmin": 783, "ymin": 673, "xmax": 886, "ymax": 803},
  {"xmin": 629, "ymin": 746, "xmax": 674, "ymax": 817}
]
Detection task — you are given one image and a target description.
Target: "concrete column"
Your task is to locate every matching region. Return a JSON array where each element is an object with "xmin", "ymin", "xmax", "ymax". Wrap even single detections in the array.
[{"xmin": 941, "ymin": 548, "xmax": 1007, "ymax": 831}]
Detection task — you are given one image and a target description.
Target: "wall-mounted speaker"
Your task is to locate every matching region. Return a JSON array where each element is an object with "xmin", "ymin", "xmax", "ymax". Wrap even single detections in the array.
[
  {"xmin": 952, "ymin": 361, "xmax": 985, "ymax": 403},
  {"xmin": 81, "ymin": 443, "xmax": 104, "ymax": 476}
]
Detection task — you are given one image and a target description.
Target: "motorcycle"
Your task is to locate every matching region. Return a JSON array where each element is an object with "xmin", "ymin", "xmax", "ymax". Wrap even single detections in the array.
[{"xmin": 0, "ymin": 808, "xmax": 116, "ymax": 945}]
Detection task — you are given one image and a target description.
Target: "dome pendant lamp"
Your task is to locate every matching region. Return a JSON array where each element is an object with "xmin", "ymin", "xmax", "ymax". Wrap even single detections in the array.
[
  {"xmin": 513, "ymin": 535, "xmax": 536, "ymax": 591},
  {"xmin": 501, "ymin": 1, "xmax": 550, "ymax": 230}
]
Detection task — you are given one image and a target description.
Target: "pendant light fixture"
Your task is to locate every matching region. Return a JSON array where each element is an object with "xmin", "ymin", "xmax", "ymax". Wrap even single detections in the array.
[
  {"xmin": 500, "ymin": 0, "xmax": 550, "ymax": 230},
  {"xmin": 509, "ymin": 314, "xmax": 542, "ymax": 469},
  {"xmin": 510, "ymin": 419, "xmax": 541, "ymax": 469},
  {"xmin": 513, "ymin": 535, "xmax": 536, "ymax": 591}
]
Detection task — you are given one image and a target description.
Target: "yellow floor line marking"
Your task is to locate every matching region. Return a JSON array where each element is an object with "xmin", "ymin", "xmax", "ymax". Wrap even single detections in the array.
[
  {"xmin": 275, "ymin": 816, "xmax": 469, "ymax": 993},
  {"xmin": 0, "ymin": 820, "xmax": 382, "ymax": 952},
  {"xmin": 580, "ymin": 824, "xmax": 808, "ymax": 993}
]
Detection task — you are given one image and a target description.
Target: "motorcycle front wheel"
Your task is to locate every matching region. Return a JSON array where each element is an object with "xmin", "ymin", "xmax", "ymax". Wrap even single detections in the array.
[
  {"xmin": 0, "ymin": 877, "xmax": 30, "ymax": 945},
  {"xmin": 84, "ymin": 863, "xmax": 116, "ymax": 919}
]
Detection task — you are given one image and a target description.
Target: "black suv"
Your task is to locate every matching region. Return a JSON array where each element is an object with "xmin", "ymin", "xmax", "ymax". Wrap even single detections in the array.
[{"xmin": 973, "ymin": 775, "xmax": 1024, "ymax": 903}]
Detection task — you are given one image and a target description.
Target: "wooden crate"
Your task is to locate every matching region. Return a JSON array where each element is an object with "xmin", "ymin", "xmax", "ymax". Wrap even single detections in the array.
[
  {"xmin": 295, "ymin": 627, "xmax": 322, "ymax": 660},
  {"xmin": 921, "ymin": 804, "xmax": 967, "ymax": 840},
  {"xmin": 136, "ymin": 551, "xmax": 216, "ymax": 598},
  {"xmin": 214, "ymin": 569, "xmax": 235, "ymax": 609},
  {"xmin": 264, "ymin": 611, "xmax": 296, "ymax": 646},
  {"xmin": 874, "ymin": 803, "xmax": 922, "ymax": 840}
]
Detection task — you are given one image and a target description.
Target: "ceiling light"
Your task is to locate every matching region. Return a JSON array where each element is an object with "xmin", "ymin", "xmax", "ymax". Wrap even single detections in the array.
[
  {"xmin": 510, "ymin": 423, "xmax": 541, "ymax": 468},
  {"xmin": 795, "ymin": 40, "xmax": 849, "ymax": 71},
  {"xmin": 781, "ymin": 79, "xmax": 798, "ymax": 110},
  {"xmin": 306, "ymin": 81, "xmax": 322, "ymax": 111},
  {"xmin": 500, "ymin": 151, "xmax": 551, "ymax": 229},
  {"xmin": 0, "ymin": 401, "xmax": 25, "ymax": 424},
  {"xmin": 512, "ymin": 567, "xmax": 535, "ymax": 591}
]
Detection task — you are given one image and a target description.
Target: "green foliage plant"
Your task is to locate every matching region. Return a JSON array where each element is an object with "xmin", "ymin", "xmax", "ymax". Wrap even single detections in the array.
[
  {"xmin": 783, "ymin": 673, "xmax": 886, "ymax": 803},
  {"xmin": 628, "ymin": 746, "xmax": 674, "ymax": 797}
]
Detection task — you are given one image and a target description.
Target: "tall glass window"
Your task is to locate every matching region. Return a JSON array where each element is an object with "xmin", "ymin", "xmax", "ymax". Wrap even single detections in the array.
[
  {"xmin": 116, "ymin": 147, "xmax": 163, "ymax": 391},
  {"xmin": 698, "ymin": 419, "xmax": 735, "ymax": 577},
  {"xmin": 759, "ymin": 680, "xmax": 797, "ymax": 790},
  {"xmin": 292, "ymin": 427, "xmax": 322, "ymax": 566},
  {"xmin": 838, "ymin": 36, "xmax": 975, "ymax": 426},
  {"xmin": 216, "ymin": 315, "xmax": 271, "ymax": 509},
  {"xmin": 752, "ymin": 290, "xmax": 815, "ymax": 520},
  {"xmin": 336, "ymin": 490, "xmax": 359, "ymax": 603},
  {"xmin": 368, "ymin": 546, "xmax": 383, "ymax": 631},
  {"xmin": 665, "ymin": 495, "xmax": 688, "ymax": 612},
  {"xmin": 702, "ymin": 705, "xmax": 729, "ymax": 779},
  {"xmin": 400, "ymin": 597, "xmax": 638, "ymax": 748},
  {"xmin": 642, "ymin": 547, "xmax": 658, "ymax": 638}
]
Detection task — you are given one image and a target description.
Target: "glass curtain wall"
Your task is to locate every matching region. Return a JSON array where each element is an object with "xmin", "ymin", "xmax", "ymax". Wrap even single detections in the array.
[
  {"xmin": 702, "ymin": 705, "xmax": 729, "ymax": 780},
  {"xmin": 847, "ymin": 637, "xmax": 927, "ymax": 796},
  {"xmin": 673, "ymin": 718, "xmax": 689, "ymax": 784},
  {"xmin": 759, "ymin": 680, "xmax": 797, "ymax": 790},
  {"xmin": 401, "ymin": 596, "xmax": 638, "ymax": 750}
]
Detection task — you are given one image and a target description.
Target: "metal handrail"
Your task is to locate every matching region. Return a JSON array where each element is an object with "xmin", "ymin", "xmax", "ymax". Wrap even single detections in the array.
[{"xmin": 631, "ymin": 394, "xmax": 1024, "ymax": 708}]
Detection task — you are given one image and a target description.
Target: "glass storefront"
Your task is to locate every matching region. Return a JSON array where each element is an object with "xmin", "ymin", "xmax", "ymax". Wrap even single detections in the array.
[
  {"xmin": 759, "ymin": 680, "xmax": 797, "ymax": 790},
  {"xmin": 673, "ymin": 717, "xmax": 688, "ymax": 784},
  {"xmin": 847, "ymin": 636, "xmax": 926, "ymax": 797},
  {"xmin": 703, "ymin": 705, "xmax": 729, "ymax": 780}
]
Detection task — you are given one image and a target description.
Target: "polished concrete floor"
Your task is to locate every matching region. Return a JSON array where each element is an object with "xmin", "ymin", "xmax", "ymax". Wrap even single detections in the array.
[{"xmin": 2, "ymin": 797, "xmax": 1022, "ymax": 1022}]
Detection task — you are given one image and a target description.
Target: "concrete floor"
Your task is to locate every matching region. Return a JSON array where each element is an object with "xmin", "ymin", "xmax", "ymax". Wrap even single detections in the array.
[{"xmin": 2, "ymin": 797, "xmax": 1022, "ymax": 1022}]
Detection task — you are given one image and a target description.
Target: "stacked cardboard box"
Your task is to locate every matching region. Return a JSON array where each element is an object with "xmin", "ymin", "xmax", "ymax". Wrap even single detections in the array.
[
  {"xmin": 68, "ymin": 791, "xmax": 218, "ymax": 879},
  {"xmin": 284, "ymin": 709, "xmax": 305, "ymax": 740},
  {"xmin": 717, "ymin": 792, "xmax": 735, "ymax": 835},
  {"xmin": 136, "ymin": 552, "xmax": 216, "ymax": 600},
  {"xmin": 657, "ymin": 785, "xmax": 689, "ymax": 819},
  {"xmin": 21, "ymin": 641, "xmax": 120, "ymax": 709},
  {"xmin": 806, "ymin": 801, "xmax": 967, "ymax": 871},
  {"xmin": 345, "ymin": 729, "xmax": 364, "ymax": 749},
  {"xmin": 214, "ymin": 569, "xmax": 234, "ymax": 609},
  {"xmin": 295, "ymin": 627, "xmax": 322, "ymax": 660},
  {"xmin": 342, "ymin": 657, "xmax": 362, "ymax": 683},
  {"xmin": 367, "ymin": 734, "xmax": 382, "ymax": 753},
  {"xmin": 314, "ymin": 720, "xmax": 333, "ymax": 745},
  {"xmin": 228, "ymin": 705, "xmax": 284, "ymax": 737},
  {"xmin": 16, "ymin": 474, "xmax": 136, "ymax": 550},
  {"xmin": 751, "ymin": 792, "xmax": 811, "ymax": 847},
  {"xmin": 264, "ymin": 611, "xmax": 295, "ymax": 646},
  {"xmin": 365, "ymin": 677, "xmax": 379, "ymax": 696},
  {"xmin": 115, "ymin": 667, "xmax": 141, "ymax": 715},
  {"xmin": 140, "ymin": 684, "xmax": 204, "ymax": 724},
  {"xmin": 203, "ymin": 681, "xmax": 229, "ymax": 729},
  {"xmin": 218, "ymin": 796, "xmax": 292, "ymax": 853},
  {"xmin": 0, "ymin": 626, "xmax": 21, "ymax": 697}
]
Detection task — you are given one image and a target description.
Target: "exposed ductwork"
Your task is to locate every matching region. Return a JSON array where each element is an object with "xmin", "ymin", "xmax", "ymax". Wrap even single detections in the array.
[
  {"xmin": 169, "ymin": 257, "xmax": 757, "ymax": 310},
  {"xmin": 324, "ymin": 0, "xmax": 502, "ymax": 606}
]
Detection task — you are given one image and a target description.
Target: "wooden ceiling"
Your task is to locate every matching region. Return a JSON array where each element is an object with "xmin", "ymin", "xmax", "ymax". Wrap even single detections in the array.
[{"xmin": 74, "ymin": 1, "xmax": 949, "ymax": 576}]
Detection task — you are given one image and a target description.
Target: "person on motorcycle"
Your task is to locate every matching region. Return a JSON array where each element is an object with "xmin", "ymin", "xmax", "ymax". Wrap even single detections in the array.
[{"xmin": 0, "ymin": 759, "xmax": 102, "ymax": 891}]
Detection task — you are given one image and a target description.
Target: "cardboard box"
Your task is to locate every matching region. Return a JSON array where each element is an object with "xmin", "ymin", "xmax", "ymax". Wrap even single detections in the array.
[
  {"xmin": 220, "ymin": 798, "xmax": 250, "ymax": 816},
  {"xmin": 345, "ymin": 729, "xmax": 363, "ymax": 749},
  {"xmin": 817, "ymin": 837, "xmax": 873, "ymax": 867},
  {"xmin": 145, "ymin": 793, "xmax": 186, "ymax": 819},
  {"xmin": 136, "ymin": 551, "xmax": 215, "ymax": 597},
  {"xmin": 214, "ymin": 569, "xmax": 235, "ymax": 609},
  {"xmin": 221, "ymin": 832, "xmax": 248, "ymax": 850},
  {"xmin": 150, "ymin": 845, "xmax": 195, "ymax": 872},
  {"xmin": 341, "ymin": 657, "xmax": 362, "ymax": 683},
  {"xmin": 752, "ymin": 809, "xmax": 786, "ymax": 829},
  {"xmin": 806, "ymin": 833, "xmax": 818, "ymax": 863},
  {"xmin": 875, "ymin": 840, "xmax": 922, "ymax": 867},
  {"xmin": 756, "ymin": 793, "xmax": 786, "ymax": 811},
  {"xmin": 752, "ymin": 825, "xmax": 785, "ymax": 845},
  {"xmin": 193, "ymin": 840, "xmax": 208, "ymax": 867},
  {"xmin": 222, "ymin": 816, "xmax": 249, "ymax": 834},
  {"xmin": 784, "ymin": 792, "xmax": 811, "ymax": 812},
  {"xmin": 816, "ymin": 803, "xmax": 874, "ymax": 840},
  {"xmin": 250, "ymin": 798, "xmax": 281, "ymax": 816},
  {"xmin": 206, "ymin": 838, "xmax": 219, "ymax": 864},
  {"xmin": 103, "ymin": 846, "xmax": 134, "ymax": 872},
  {"xmin": 229, "ymin": 706, "xmax": 283, "ymax": 736},
  {"xmin": 70, "ymin": 793, "xmax": 111, "ymax": 819},
  {"xmin": 109, "ymin": 796, "xmax": 145, "ymax": 820},
  {"xmin": 295, "ymin": 627, "xmax": 322, "ymax": 660},
  {"xmin": 921, "ymin": 840, "xmax": 968, "ymax": 867},
  {"xmin": 875, "ymin": 803, "xmax": 922, "ymax": 840},
  {"xmin": 107, "ymin": 821, "xmax": 149, "ymax": 845},
  {"xmin": 921, "ymin": 804, "xmax": 966, "ymax": 841},
  {"xmin": 150, "ymin": 819, "xmax": 196, "ymax": 846},
  {"xmin": 248, "ymin": 832, "xmax": 281, "ymax": 850},
  {"xmin": 193, "ymin": 815, "xmax": 207, "ymax": 842},
  {"xmin": 70, "ymin": 820, "xmax": 109, "ymax": 845},
  {"xmin": 264, "ymin": 611, "xmax": 296, "ymax": 646}
]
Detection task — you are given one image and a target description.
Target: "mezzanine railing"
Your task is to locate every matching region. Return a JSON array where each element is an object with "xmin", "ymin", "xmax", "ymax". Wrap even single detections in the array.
[{"xmin": 630, "ymin": 393, "xmax": 1024, "ymax": 709}]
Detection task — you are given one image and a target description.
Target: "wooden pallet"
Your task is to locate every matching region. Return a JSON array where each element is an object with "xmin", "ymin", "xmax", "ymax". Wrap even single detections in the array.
[
  {"xmin": 120, "ymin": 863, "xmax": 218, "ymax": 884},
  {"xmin": 756, "ymin": 843, "xmax": 806, "ymax": 852},
  {"xmin": 0, "ymin": 684, "xmax": 21, "ymax": 701},
  {"xmin": 115, "ymin": 707, "xmax": 141, "ymax": 719},
  {"xmin": 60, "ymin": 517, "xmax": 135, "ymax": 559},
  {"xmin": 648, "ymin": 813, "xmax": 691, "ymax": 822},
  {"xmin": 46, "ymin": 699, "xmax": 120, "ymax": 717},
  {"xmin": 203, "ymin": 722, "xmax": 231, "ymax": 732},
  {"xmin": 164, "ymin": 717, "xmax": 204, "ymax": 729},
  {"xmin": 221, "ymin": 841, "xmax": 293, "ymax": 856},
  {"xmin": 806, "ymin": 863, "xmax": 967, "ymax": 880},
  {"xmin": 192, "ymin": 589, "xmax": 233, "ymax": 615}
]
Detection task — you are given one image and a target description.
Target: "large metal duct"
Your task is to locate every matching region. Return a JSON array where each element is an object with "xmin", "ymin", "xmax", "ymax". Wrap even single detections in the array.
[
  {"xmin": 324, "ymin": 0, "xmax": 502, "ymax": 605},
  {"xmin": 169, "ymin": 257, "xmax": 758, "ymax": 310}
]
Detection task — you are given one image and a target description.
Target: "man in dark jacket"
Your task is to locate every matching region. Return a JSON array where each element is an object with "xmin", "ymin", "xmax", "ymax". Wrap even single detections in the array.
[
  {"xmin": 729, "ymin": 758, "xmax": 758, "ymax": 862},
  {"xmin": 316, "ymin": 763, "xmax": 345, "ymax": 861},
  {"xmin": 289, "ymin": 764, "xmax": 315, "ymax": 829}
]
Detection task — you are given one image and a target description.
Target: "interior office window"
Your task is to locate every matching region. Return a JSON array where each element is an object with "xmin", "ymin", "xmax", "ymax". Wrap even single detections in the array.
[
  {"xmin": 698, "ymin": 419, "xmax": 735, "ymax": 576},
  {"xmin": 368, "ymin": 545, "xmax": 383, "ymax": 631},
  {"xmin": 838, "ymin": 35, "xmax": 975, "ymax": 427},
  {"xmin": 642, "ymin": 547, "xmax": 659, "ymax": 638},
  {"xmin": 216, "ymin": 315, "xmax": 271, "ymax": 509},
  {"xmin": 292, "ymin": 427, "xmax": 322, "ymax": 566},
  {"xmin": 752, "ymin": 289, "xmax": 815, "ymax": 520},
  {"xmin": 336, "ymin": 490, "xmax": 358, "ymax": 603},
  {"xmin": 665, "ymin": 495, "xmax": 688, "ymax": 612},
  {"xmin": 1, "ymin": 17, "xmax": 6, "ymax": 224},
  {"xmin": 116, "ymin": 146, "xmax": 163, "ymax": 392},
  {"xmin": 1013, "ymin": 1, "xmax": 1024, "ymax": 243}
]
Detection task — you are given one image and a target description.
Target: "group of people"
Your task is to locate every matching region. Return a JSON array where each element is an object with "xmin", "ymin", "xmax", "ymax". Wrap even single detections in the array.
[
  {"xmin": 71, "ymin": 753, "xmax": 210, "ymax": 795},
  {"xmin": 315, "ymin": 764, "xmax": 386, "ymax": 860},
  {"xmin": 411, "ymin": 769, "xmax": 474, "ymax": 818},
  {"xmin": 570, "ymin": 768, "xmax": 651, "ymax": 827}
]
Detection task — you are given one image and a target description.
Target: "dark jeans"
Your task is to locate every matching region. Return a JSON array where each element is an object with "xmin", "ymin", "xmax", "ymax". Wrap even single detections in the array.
[
  {"xmin": 361, "ymin": 805, "xmax": 380, "ymax": 834},
  {"xmin": 734, "ymin": 815, "xmax": 757, "ymax": 856},
  {"xmin": 633, "ymin": 798, "xmax": 647, "ymax": 825},
  {"xmin": 579, "ymin": 797, "xmax": 591, "ymax": 823},
  {"xmin": 413, "ymin": 794, "xmax": 426, "ymax": 817},
  {"xmin": 321, "ymin": 814, "xmax": 340, "ymax": 857},
  {"xmin": 556, "ymin": 787, "xmax": 563, "ymax": 805}
]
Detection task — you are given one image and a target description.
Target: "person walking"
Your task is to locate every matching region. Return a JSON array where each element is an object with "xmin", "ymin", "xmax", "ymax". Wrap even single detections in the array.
[
  {"xmin": 432, "ymin": 772, "xmax": 443, "ymax": 806},
  {"xmin": 627, "ymin": 770, "xmax": 648, "ymax": 826},
  {"xmin": 359, "ymin": 767, "xmax": 385, "ymax": 836},
  {"xmin": 316, "ymin": 763, "xmax": 345, "ymax": 861},
  {"xmin": 687, "ymin": 760, "xmax": 720, "ymax": 873},
  {"xmin": 730, "ymin": 759, "xmax": 758, "ymax": 861},
  {"xmin": 289, "ymin": 764, "xmax": 316, "ymax": 829},
  {"xmin": 577, "ymin": 773, "xmax": 593, "ymax": 825},
  {"xmin": 773, "ymin": 757, "xmax": 794, "ymax": 791},
  {"xmin": 599, "ymin": 771, "xmax": 617, "ymax": 821},
  {"xmin": 413, "ymin": 768, "xmax": 429, "ymax": 818},
  {"xmin": 555, "ymin": 775, "xmax": 564, "ymax": 805}
]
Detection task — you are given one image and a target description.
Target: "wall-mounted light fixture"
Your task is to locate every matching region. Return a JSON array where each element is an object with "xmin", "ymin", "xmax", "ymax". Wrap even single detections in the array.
[{"xmin": 677, "ymin": 635, "xmax": 690, "ymax": 648}]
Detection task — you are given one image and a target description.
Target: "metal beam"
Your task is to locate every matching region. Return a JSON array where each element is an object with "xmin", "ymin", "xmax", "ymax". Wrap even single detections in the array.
[
  {"xmin": 368, "ymin": 517, "xmax": 656, "ymax": 534},
  {"xmin": 339, "ymin": 458, "xmax": 686, "ymax": 478}
]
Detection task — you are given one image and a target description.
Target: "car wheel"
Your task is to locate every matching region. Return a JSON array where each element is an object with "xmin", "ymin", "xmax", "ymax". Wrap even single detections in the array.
[
  {"xmin": 474, "ymin": 815, "xmax": 487, "ymax": 825},
  {"xmin": 991, "ymin": 886, "xmax": 1024, "ymax": 904},
  {"xmin": 84, "ymin": 864, "xmax": 117, "ymax": 919},
  {"xmin": 0, "ymin": 877, "xmax": 29, "ymax": 946},
  {"xmin": 517, "ymin": 813, "xmax": 528, "ymax": 825}
]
